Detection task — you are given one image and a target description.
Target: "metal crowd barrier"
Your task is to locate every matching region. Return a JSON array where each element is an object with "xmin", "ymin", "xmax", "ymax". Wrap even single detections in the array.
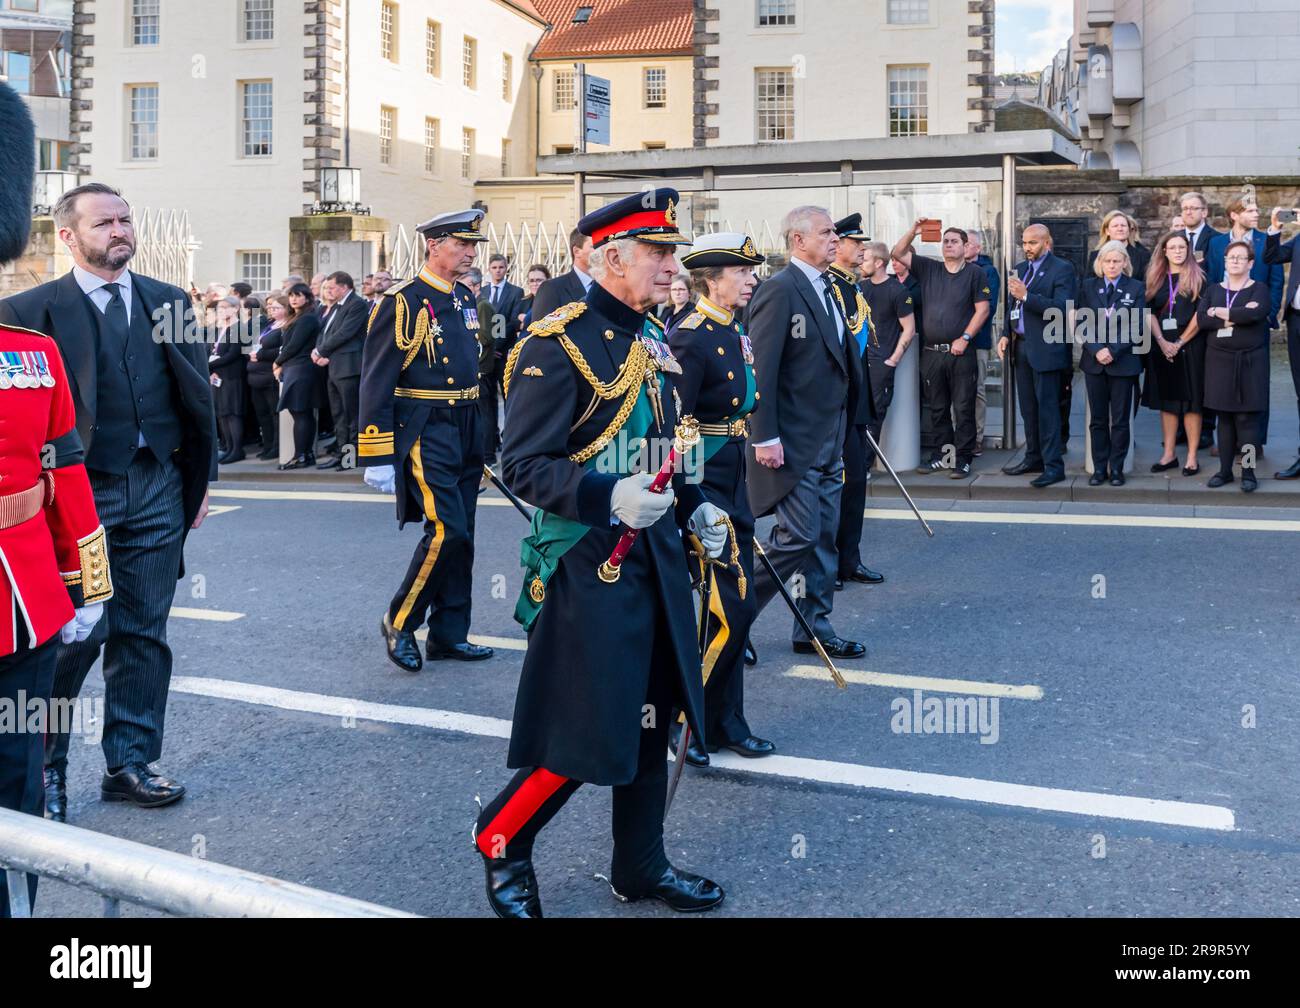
[{"xmin": 0, "ymin": 808, "xmax": 417, "ymax": 918}]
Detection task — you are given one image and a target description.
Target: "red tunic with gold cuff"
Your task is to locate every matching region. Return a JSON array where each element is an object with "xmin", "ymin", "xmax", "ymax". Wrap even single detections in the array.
[{"xmin": 0, "ymin": 324, "xmax": 111, "ymax": 656}]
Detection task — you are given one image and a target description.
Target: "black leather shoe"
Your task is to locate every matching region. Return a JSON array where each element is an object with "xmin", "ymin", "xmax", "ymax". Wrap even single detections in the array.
[
  {"xmin": 1088, "ymin": 471, "xmax": 1107, "ymax": 486},
  {"xmin": 845, "ymin": 564, "xmax": 884, "ymax": 585},
  {"xmin": 1003, "ymin": 461, "xmax": 1044, "ymax": 476},
  {"xmin": 426, "ymin": 641, "xmax": 494, "ymax": 661},
  {"xmin": 744, "ymin": 640, "xmax": 756, "ymax": 666},
  {"xmin": 610, "ymin": 864, "xmax": 724, "ymax": 912},
  {"xmin": 1275, "ymin": 459, "xmax": 1300, "ymax": 480},
  {"xmin": 670, "ymin": 722, "xmax": 709, "ymax": 767},
  {"xmin": 833, "ymin": 576, "xmax": 843, "ymax": 591},
  {"xmin": 381, "ymin": 614, "xmax": 422, "ymax": 672},
  {"xmin": 1151, "ymin": 458, "xmax": 1180, "ymax": 473},
  {"xmin": 1207, "ymin": 473, "xmax": 1233, "ymax": 488},
  {"xmin": 256, "ymin": 446, "xmax": 278, "ymax": 460},
  {"xmin": 480, "ymin": 852, "xmax": 543, "ymax": 918},
  {"xmin": 316, "ymin": 454, "xmax": 343, "ymax": 470},
  {"xmin": 793, "ymin": 636, "xmax": 865, "ymax": 659},
  {"xmin": 1242, "ymin": 473, "xmax": 1258, "ymax": 493},
  {"xmin": 1030, "ymin": 473, "xmax": 1065, "ymax": 488},
  {"xmin": 44, "ymin": 766, "xmax": 66, "ymax": 822},
  {"xmin": 1110, "ymin": 473, "xmax": 1126, "ymax": 487},
  {"xmin": 721, "ymin": 736, "xmax": 775, "ymax": 758},
  {"xmin": 278, "ymin": 453, "xmax": 314, "ymax": 471},
  {"xmin": 101, "ymin": 763, "xmax": 186, "ymax": 808},
  {"xmin": 218, "ymin": 449, "xmax": 245, "ymax": 465}
]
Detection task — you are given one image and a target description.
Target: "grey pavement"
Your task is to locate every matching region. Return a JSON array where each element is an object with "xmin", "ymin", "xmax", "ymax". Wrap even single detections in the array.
[{"xmin": 27, "ymin": 471, "xmax": 1300, "ymax": 918}]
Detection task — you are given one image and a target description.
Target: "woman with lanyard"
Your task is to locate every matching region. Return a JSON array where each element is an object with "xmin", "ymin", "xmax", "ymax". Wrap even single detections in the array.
[
  {"xmin": 1198, "ymin": 240, "xmax": 1272, "ymax": 492},
  {"xmin": 665, "ymin": 232, "xmax": 771, "ymax": 767},
  {"xmin": 1078, "ymin": 240, "xmax": 1147, "ymax": 486},
  {"xmin": 1142, "ymin": 231, "xmax": 1206, "ymax": 476}
]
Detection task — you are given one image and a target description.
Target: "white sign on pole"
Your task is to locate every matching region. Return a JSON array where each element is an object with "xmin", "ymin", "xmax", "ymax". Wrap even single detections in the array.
[{"xmin": 584, "ymin": 74, "xmax": 611, "ymax": 147}]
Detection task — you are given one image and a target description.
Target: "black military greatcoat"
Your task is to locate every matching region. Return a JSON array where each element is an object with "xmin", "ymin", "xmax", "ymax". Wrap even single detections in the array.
[{"xmin": 500, "ymin": 282, "xmax": 707, "ymax": 786}]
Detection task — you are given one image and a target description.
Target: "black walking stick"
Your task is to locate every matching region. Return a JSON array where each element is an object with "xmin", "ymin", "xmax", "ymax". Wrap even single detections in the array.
[
  {"xmin": 665, "ymin": 541, "xmax": 712, "ymax": 816},
  {"xmin": 752, "ymin": 540, "xmax": 847, "ymax": 689},
  {"xmin": 482, "ymin": 465, "xmax": 534, "ymax": 522}
]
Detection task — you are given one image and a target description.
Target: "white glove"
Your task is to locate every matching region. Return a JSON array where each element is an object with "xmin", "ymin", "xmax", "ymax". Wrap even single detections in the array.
[
  {"xmin": 364, "ymin": 465, "xmax": 395, "ymax": 494},
  {"xmin": 60, "ymin": 602, "xmax": 103, "ymax": 644},
  {"xmin": 689, "ymin": 502, "xmax": 729, "ymax": 558},
  {"xmin": 610, "ymin": 472, "xmax": 674, "ymax": 529}
]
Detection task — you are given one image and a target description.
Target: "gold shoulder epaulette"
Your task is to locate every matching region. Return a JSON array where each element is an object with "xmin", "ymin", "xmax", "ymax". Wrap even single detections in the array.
[
  {"xmin": 383, "ymin": 278, "xmax": 416, "ymax": 296},
  {"xmin": 527, "ymin": 301, "xmax": 587, "ymax": 337},
  {"xmin": 646, "ymin": 312, "xmax": 666, "ymax": 332},
  {"xmin": 678, "ymin": 311, "xmax": 705, "ymax": 331}
]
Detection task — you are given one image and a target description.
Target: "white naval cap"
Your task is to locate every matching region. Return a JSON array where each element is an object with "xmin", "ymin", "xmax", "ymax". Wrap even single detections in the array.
[{"xmin": 416, "ymin": 208, "xmax": 488, "ymax": 242}]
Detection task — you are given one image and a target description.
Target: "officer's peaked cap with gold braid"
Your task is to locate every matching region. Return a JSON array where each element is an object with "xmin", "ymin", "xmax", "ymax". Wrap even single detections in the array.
[
  {"xmin": 681, "ymin": 231, "xmax": 764, "ymax": 269},
  {"xmin": 417, "ymin": 208, "xmax": 488, "ymax": 242}
]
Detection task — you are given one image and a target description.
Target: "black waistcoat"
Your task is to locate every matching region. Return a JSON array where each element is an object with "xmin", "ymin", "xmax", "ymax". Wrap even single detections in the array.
[{"xmin": 86, "ymin": 290, "xmax": 183, "ymax": 474}]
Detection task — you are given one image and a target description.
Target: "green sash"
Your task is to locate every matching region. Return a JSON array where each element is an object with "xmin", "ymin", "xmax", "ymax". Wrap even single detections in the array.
[
  {"xmin": 514, "ymin": 377, "xmax": 658, "ymax": 630},
  {"xmin": 697, "ymin": 361, "xmax": 756, "ymax": 466}
]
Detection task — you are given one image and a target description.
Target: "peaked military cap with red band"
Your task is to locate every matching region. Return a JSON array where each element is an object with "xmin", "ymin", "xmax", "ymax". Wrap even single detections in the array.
[{"xmin": 579, "ymin": 187, "xmax": 691, "ymax": 248}]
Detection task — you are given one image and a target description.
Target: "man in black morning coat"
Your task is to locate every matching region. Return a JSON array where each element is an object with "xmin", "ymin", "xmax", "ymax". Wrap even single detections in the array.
[
  {"xmin": 473, "ymin": 188, "xmax": 729, "ymax": 919},
  {"xmin": 745, "ymin": 205, "xmax": 865, "ymax": 662},
  {"xmin": 0, "ymin": 182, "xmax": 217, "ymax": 817}
]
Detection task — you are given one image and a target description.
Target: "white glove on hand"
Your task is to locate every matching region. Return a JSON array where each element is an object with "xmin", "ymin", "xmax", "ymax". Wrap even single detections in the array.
[
  {"xmin": 60, "ymin": 602, "xmax": 103, "ymax": 644},
  {"xmin": 689, "ymin": 502, "xmax": 729, "ymax": 558},
  {"xmin": 364, "ymin": 465, "xmax": 396, "ymax": 494},
  {"xmin": 610, "ymin": 472, "xmax": 675, "ymax": 529}
]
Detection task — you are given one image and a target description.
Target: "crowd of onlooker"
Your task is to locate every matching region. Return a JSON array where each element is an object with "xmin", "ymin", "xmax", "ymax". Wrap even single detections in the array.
[{"xmin": 191, "ymin": 258, "xmax": 564, "ymax": 473}]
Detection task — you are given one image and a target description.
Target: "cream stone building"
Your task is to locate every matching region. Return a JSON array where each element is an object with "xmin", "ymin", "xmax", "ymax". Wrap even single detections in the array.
[
  {"xmin": 697, "ymin": 0, "xmax": 995, "ymax": 146},
  {"xmin": 73, "ymin": 0, "xmax": 547, "ymax": 286}
]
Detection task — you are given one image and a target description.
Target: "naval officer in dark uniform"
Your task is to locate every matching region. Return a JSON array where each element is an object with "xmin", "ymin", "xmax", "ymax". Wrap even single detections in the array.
[
  {"xmin": 827, "ymin": 213, "xmax": 886, "ymax": 589},
  {"xmin": 359, "ymin": 209, "xmax": 494, "ymax": 671},
  {"xmin": 473, "ymin": 189, "xmax": 730, "ymax": 918},
  {"xmin": 665, "ymin": 232, "xmax": 772, "ymax": 767}
]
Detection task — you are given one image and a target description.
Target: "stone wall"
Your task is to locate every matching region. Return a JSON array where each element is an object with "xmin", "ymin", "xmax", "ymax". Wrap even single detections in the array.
[
  {"xmin": 1017, "ymin": 168, "xmax": 1300, "ymax": 247},
  {"xmin": 0, "ymin": 219, "xmax": 72, "ymax": 296}
]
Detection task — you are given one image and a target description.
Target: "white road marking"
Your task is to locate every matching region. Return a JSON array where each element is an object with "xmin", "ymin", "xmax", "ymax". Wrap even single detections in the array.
[
  {"xmin": 170, "ymin": 606, "xmax": 245, "ymax": 622},
  {"xmin": 172, "ymin": 676, "xmax": 510, "ymax": 739},
  {"xmin": 169, "ymin": 676, "xmax": 1234, "ymax": 832},
  {"xmin": 785, "ymin": 665, "xmax": 1043, "ymax": 700},
  {"xmin": 411, "ymin": 628, "xmax": 527, "ymax": 651},
  {"xmin": 210, "ymin": 487, "xmax": 513, "ymax": 507},
  {"xmin": 864, "ymin": 507, "xmax": 1300, "ymax": 533},
  {"xmin": 204, "ymin": 504, "xmax": 242, "ymax": 517},
  {"xmin": 210, "ymin": 487, "xmax": 1296, "ymax": 530}
]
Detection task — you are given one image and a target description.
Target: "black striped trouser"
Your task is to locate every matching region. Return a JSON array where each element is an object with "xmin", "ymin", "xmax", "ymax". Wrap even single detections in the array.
[{"xmin": 47, "ymin": 450, "xmax": 185, "ymax": 772}]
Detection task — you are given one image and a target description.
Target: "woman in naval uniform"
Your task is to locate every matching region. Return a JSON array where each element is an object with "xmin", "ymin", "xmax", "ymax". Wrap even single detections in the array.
[{"xmin": 666, "ymin": 232, "xmax": 775, "ymax": 766}]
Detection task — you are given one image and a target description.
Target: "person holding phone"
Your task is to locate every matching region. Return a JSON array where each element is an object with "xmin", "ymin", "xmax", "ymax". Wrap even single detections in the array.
[
  {"xmin": 1263, "ymin": 206, "xmax": 1300, "ymax": 480},
  {"xmin": 1199, "ymin": 241, "xmax": 1272, "ymax": 492}
]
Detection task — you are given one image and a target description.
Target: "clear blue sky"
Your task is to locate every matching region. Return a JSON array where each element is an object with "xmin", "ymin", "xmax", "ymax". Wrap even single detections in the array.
[{"xmin": 995, "ymin": 0, "xmax": 1073, "ymax": 75}]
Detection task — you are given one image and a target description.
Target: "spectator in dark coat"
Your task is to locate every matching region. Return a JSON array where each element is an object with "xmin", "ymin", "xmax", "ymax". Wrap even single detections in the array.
[
  {"xmin": 964, "ymin": 232, "xmax": 1000, "ymax": 451},
  {"xmin": 274, "ymin": 283, "xmax": 321, "ymax": 470},
  {"xmin": 209, "ymin": 296, "xmax": 249, "ymax": 464},
  {"xmin": 248, "ymin": 293, "xmax": 287, "ymax": 460}
]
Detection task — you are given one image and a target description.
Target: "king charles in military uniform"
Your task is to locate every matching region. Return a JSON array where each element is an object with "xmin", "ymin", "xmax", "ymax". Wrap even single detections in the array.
[
  {"xmin": 472, "ymin": 188, "xmax": 730, "ymax": 918},
  {"xmin": 358, "ymin": 209, "xmax": 495, "ymax": 671}
]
